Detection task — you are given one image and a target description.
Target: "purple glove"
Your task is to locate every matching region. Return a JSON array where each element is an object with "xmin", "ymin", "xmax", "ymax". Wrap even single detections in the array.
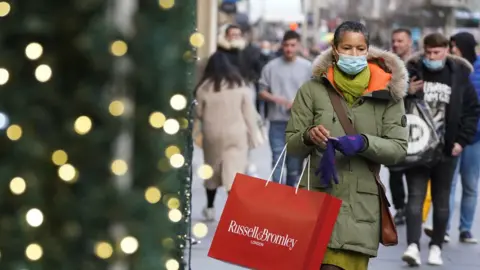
[
  {"xmin": 315, "ymin": 140, "xmax": 339, "ymax": 186},
  {"xmin": 331, "ymin": 135, "xmax": 366, "ymax": 156}
]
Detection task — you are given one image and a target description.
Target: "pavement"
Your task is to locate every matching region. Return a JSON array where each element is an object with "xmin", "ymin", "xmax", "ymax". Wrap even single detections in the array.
[{"xmin": 188, "ymin": 143, "xmax": 480, "ymax": 270}]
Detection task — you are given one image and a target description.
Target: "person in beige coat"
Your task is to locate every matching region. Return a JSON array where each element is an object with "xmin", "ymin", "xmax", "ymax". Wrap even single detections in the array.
[{"xmin": 195, "ymin": 52, "xmax": 263, "ymax": 221}]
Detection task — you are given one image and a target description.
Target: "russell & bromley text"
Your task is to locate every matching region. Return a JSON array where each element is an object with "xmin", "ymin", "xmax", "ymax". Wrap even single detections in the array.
[{"xmin": 227, "ymin": 220, "xmax": 298, "ymax": 250}]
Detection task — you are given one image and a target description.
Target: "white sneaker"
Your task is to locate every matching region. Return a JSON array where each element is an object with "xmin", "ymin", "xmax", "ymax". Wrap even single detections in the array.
[
  {"xmin": 428, "ymin": 245, "xmax": 443, "ymax": 266},
  {"xmin": 202, "ymin": 207, "xmax": 215, "ymax": 222},
  {"xmin": 444, "ymin": 234, "xmax": 451, "ymax": 243},
  {"xmin": 402, "ymin": 243, "xmax": 421, "ymax": 266}
]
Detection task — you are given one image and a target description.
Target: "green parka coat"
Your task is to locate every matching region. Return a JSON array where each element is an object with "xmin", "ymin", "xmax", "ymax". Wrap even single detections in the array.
[{"xmin": 286, "ymin": 47, "xmax": 408, "ymax": 257}]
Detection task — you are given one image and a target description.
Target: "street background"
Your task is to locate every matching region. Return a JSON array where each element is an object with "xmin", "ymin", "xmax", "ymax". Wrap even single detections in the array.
[{"xmin": 190, "ymin": 143, "xmax": 480, "ymax": 269}]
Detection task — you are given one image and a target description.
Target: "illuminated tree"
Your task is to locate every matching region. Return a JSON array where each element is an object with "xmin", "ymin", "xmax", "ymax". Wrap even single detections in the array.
[{"xmin": 0, "ymin": 0, "xmax": 196, "ymax": 269}]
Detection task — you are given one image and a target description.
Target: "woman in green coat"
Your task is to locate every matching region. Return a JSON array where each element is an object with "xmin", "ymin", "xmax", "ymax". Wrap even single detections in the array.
[{"xmin": 286, "ymin": 21, "xmax": 408, "ymax": 269}]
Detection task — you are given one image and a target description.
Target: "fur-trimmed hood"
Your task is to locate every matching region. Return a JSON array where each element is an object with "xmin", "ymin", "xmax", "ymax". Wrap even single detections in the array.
[
  {"xmin": 312, "ymin": 46, "xmax": 409, "ymax": 101},
  {"xmin": 217, "ymin": 24, "xmax": 246, "ymax": 51},
  {"xmin": 405, "ymin": 52, "xmax": 474, "ymax": 73}
]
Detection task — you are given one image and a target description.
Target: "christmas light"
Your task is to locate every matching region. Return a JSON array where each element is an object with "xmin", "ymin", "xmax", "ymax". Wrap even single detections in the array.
[
  {"xmin": 52, "ymin": 150, "xmax": 68, "ymax": 166},
  {"xmin": 110, "ymin": 40, "xmax": 128, "ymax": 57},
  {"xmin": 192, "ymin": 223, "xmax": 208, "ymax": 238},
  {"xmin": 165, "ymin": 145, "xmax": 181, "ymax": 158},
  {"xmin": 170, "ymin": 94, "xmax": 187, "ymax": 111},
  {"xmin": 0, "ymin": 112, "xmax": 8, "ymax": 129},
  {"xmin": 120, "ymin": 236, "xmax": 139, "ymax": 255},
  {"xmin": 6, "ymin": 124, "xmax": 22, "ymax": 141},
  {"xmin": 164, "ymin": 119, "xmax": 180, "ymax": 135},
  {"xmin": 26, "ymin": 208, "xmax": 44, "ymax": 227},
  {"xmin": 94, "ymin": 242, "xmax": 113, "ymax": 259},
  {"xmin": 10, "ymin": 177, "xmax": 26, "ymax": 195},
  {"xmin": 165, "ymin": 259, "xmax": 180, "ymax": 270},
  {"xmin": 0, "ymin": 1, "xmax": 11, "ymax": 17},
  {"xmin": 159, "ymin": 0, "xmax": 175, "ymax": 9},
  {"xmin": 35, "ymin": 64, "xmax": 52, "ymax": 82},
  {"xmin": 74, "ymin": 116, "xmax": 92, "ymax": 135},
  {"xmin": 145, "ymin": 187, "xmax": 162, "ymax": 204},
  {"xmin": 25, "ymin": 243, "xmax": 43, "ymax": 261},
  {"xmin": 168, "ymin": 209, "xmax": 182, "ymax": 222},
  {"xmin": 58, "ymin": 164, "xmax": 77, "ymax": 182},
  {"xmin": 189, "ymin": 33, "xmax": 205, "ymax": 48},
  {"xmin": 0, "ymin": 68, "xmax": 9, "ymax": 85},
  {"xmin": 167, "ymin": 197, "xmax": 180, "ymax": 210},
  {"xmin": 149, "ymin": 112, "xmax": 166, "ymax": 128},
  {"xmin": 25, "ymin": 43, "xmax": 44, "ymax": 60},
  {"xmin": 197, "ymin": 164, "xmax": 214, "ymax": 180},
  {"xmin": 109, "ymin": 100, "xmax": 125, "ymax": 116},
  {"xmin": 169, "ymin": 154, "xmax": 184, "ymax": 168},
  {"xmin": 111, "ymin": 159, "xmax": 128, "ymax": 176}
]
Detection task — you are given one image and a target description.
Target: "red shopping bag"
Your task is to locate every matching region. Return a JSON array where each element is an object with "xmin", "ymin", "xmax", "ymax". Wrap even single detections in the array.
[{"xmin": 208, "ymin": 173, "xmax": 342, "ymax": 270}]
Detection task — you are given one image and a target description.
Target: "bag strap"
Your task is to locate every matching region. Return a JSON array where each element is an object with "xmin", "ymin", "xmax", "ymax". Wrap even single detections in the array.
[
  {"xmin": 326, "ymin": 89, "xmax": 388, "ymax": 198},
  {"xmin": 327, "ymin": 89, "xmax": 356, "ymax": 135}
]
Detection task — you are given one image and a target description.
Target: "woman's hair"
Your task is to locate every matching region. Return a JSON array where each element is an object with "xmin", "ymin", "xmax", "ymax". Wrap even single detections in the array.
[
  {"xmin": 333, "ymin": 21, "xmax": 370, "ymax": 47},
  {"xmin": 196, "ymin": 53, "xmax": 244, "ymax": 93}
]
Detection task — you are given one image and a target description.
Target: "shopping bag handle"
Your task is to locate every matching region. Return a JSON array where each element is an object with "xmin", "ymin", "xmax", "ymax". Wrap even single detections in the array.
[
  {"xmin": 295, "ymin": 155, "xmax": 311, "ymax": 194},
  {"xmin": 265, "ymin": 144, "xmax": 311, "ymax": 194},
  {"xmin": 266, "ymin": 144, "xmax": 288, "ymax": 184}
]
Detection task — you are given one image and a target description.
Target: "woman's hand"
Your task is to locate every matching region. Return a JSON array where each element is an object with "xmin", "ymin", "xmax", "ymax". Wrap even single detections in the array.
[{"xmin": 308, "ymin": 125, "xmax": 331, "ymax": 148}]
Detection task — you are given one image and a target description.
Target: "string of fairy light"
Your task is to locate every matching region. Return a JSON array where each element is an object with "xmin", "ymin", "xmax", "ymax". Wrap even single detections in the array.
[{"xmin": 1, "ymin": 0, "xmax": 216, "ymax": 269}]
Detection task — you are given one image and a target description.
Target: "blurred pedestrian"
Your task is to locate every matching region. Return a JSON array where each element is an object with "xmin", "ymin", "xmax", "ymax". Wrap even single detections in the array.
[
  {"xmin": 195, "ymin": 53, "xmax": 262, "ymax": 222},
  {"xmin": 286, "ymin": 21, "xmax": 408, "ymax": 270},
  {"xmin": 215, "ymin": 24, "xmax": 260, "ymax": 103},
  {"xmin": 389, "ymin": 28, "xmax": 414, "ymax": 226},
  {"xmin": 392, "ymin": 28, "xmax": 414, "ymax": 61},
  {"xmin": 259, "ymin": 40, "xmax": 276, "ymax": 68},
  {"xmin": 214, "ymin": 24, "xmax": 265, "ymax": 176},
  {"xmin": 258, "ymin": 30, "xmax": 311, "ymax": 186},
  {"xmin": 402, "ymin": 33, "xmax": 480, "ymax": 266},
  {"xmin": 445, "ymin": 32, "xmax": 480, "ymax": 244},
  {"xmin": 215, "ymin": 24, "xmax": 246, "ymax": 72},
  {"xmin": 257, "ymin": 40, "xmax": 276, "ymax": 119}
]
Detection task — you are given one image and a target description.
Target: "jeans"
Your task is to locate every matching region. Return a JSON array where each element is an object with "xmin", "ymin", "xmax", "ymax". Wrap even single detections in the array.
[
  {"xmin": 448, "ymin": 140, "xmax": 480, "ymax": 232},
  {"xmin": 389, "ymin": 170, "xmax": 406, "ymax": 210},
  {"xmin": 269, "ymin": 121, "xmax": 301, "ymax": 186},
  {"xmin": 404, "ymin": 156, "xmax": 458, "ymax": 248}
]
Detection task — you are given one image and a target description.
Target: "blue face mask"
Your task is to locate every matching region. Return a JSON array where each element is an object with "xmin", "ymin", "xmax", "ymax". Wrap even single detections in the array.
[
  {"xmin": 336, "ymin": 53, "xmax": 368, "ymax": 75},
  {"xmin": 423, "ymin": 58, "xmax": 445, "ymax": 71},
  {"xmin": 261, "ymin": 49, "xmax": 271, "ymax": 55}
]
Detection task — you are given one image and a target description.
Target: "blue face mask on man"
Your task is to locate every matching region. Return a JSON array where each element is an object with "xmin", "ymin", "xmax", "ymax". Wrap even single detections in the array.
[
  {"xmin": 422, "ymin": 58, "xmax": 446, "ymax": 71},
  {"xmin": 261, "ymin": 49, "xmax": 271, "ymax": 55},
  {"xmin": 336, "ymin": 53, "xmax": 368, "ymax": 75}
]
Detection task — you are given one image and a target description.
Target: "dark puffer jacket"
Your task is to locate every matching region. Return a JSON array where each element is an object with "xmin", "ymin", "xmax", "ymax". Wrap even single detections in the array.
[
  {"xmin": 214, "ymin": 29, "xmax": 261, "ymax": 83},
  {"xmin": 406, "ymin": 53, "xmax": 480, "ymax": 152},
  {"xmin": 451, "ymin": 32, "xmax": 480, "ymax": 142}
]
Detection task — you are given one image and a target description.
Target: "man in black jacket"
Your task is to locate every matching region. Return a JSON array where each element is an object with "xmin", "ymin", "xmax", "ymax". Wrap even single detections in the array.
[
  {"xmin": 401, "ymin": 33, "xmax": 480, "ymax": 266},
  {"xmin": 215, "ymin": 24, "xmax": 263, "ymax": 83},
  {"xmin": 214, "ymin": 24, "xmax": 262, "ymax": 109}
]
